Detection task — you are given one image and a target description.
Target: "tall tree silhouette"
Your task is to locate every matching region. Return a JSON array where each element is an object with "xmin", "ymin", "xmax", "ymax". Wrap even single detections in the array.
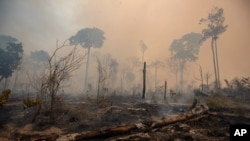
[
  {"xmin": 30, "ymin": 50, "xmax": 49, "ymax": 64},
  {"xmin": 0, "ymin": 35, "xmax": 23, "ymax": 85},
  {"xmin": 199, "ymin": 7, "xmax": 228, "ymax": 90},
  {"xmin": 169, "ymin": 33, "xmax": 203, "ymax": 93},
  {"xmin": 30, "ymin": 50, "xmax": 49, "ymax": 70},
  {"xmin": 69, "ymin": 27, "xmax": 105, "ymax": 91}
]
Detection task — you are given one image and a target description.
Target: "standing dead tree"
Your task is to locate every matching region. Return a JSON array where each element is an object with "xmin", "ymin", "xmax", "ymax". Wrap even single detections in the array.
[
  {"xmin": 194, "ymin": 64, "xmax": 204, "ymax": 92},
  {"xmin": 193, "ymin": 64, "xmax": 213, "ymax": 96},
  {"xmin": 96, "ymin": 56, "xmax": 108, "ymax": 101},
  {"xmin": 204, "ymin": 72, "xmax": 212, "ymax": 91},
  {"xmin": 142, "ymin": 62, "xmax": 146, "ymax": 99},
  {"xmin": 164, "ymin": 81, "xmax": 167, "ymax": 100},
  {"xmin": 28, "ymin": 40, "xmax": 86, "ymax": 121}
]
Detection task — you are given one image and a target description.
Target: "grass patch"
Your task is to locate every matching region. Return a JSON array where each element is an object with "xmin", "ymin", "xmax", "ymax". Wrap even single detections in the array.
[
  {"xmin": 205, "ymin": 94, "xmax": 241, "ymax": 109},
  {"xmin": 205, "ymin": 94, "xmax": 250, "ymax": 116},
  {"xmin": 205, "ymin": 94, "xmax": 250, "ymax": 110}
]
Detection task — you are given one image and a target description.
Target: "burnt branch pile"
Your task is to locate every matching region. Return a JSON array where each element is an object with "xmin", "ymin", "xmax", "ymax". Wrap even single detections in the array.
[{"xmin": 57, "ymin": 103, "xmax": 209, "ymax": 140}]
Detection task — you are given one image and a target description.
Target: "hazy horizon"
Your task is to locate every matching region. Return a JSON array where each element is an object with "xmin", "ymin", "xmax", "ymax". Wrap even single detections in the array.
[{"xmin": 1, "ymin": 0, "xmax": 250, "ymax": 93}]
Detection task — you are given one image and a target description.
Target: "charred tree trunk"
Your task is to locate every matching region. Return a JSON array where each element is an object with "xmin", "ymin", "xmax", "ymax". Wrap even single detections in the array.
[
  {"xmin": 164, "ymin": 80, "xmax": 167, "ymax": 100},
  {"xmin": 214, "ymin": 38, "xmax": 220, "ymax": 89},
  {"xmin": 199, "ymin": 65, "xmax": 204, "ymax": 92},
  {"xmin": 97, "ymin": 60, "xmax": 101, "ymax": 98},
  {"xmin": 142, "ymin": 62, "xmax": 146, "ymax": 99},
  {"xmin": 179, "ymin": 60, "xmax": 185, "ymax": 94},
  {"xmin": 84, "ymin": 47, "xmax": 91, "ymax": 91},
  {"xmin": 211, "ymin": 38, "xmax": 218, "ymax": 90},
  {"xmin": 155, "ymin": 64, "xmax": 157, "ymax": 91}
]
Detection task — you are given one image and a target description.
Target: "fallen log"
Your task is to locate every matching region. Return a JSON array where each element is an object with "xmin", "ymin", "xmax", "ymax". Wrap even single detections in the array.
[
  {"xmin": 150, "ymin": 104, "xmax": 208, "ymax": 129},
  {"xmin": 14, "ymin": 133, "xmax": 59, "ymax": 141},
  {"xmin": 75, "ymin": 124, "xmax": 137, "ymax": 140},
  {"xmin": 57, "ymin": 104, "xmax": 209, "ymax": 140},
  {"xmin": 208, "ymin": 111, "xmax": 250, "ymax": 119},
  {"xmin": 150, "ymin": 112, "xmax": 196, "ymax": 129}
]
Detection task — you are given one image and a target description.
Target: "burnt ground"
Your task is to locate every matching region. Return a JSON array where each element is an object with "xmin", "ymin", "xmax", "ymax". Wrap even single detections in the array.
[{"xmin": 1, "ymin": 93, "xmax": 250, "ymax": 141}]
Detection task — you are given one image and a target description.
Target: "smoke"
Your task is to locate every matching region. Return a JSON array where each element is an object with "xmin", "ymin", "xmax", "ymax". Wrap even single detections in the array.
[
  {"xmin": 0, "ymin": 0, "xmax": 250, "ymax": 93},
  {"xmin": 0, "ymin": 0, "xmax": 76, "ymax": 54}
]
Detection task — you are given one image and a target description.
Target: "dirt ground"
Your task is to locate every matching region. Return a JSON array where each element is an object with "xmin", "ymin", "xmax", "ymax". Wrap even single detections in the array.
[{"xmin": 1, "ymin": 93, "xmax": 250, "ymax": 141}]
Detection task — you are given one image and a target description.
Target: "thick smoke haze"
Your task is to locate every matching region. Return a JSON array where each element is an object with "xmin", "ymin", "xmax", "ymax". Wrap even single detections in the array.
[{"xmin": 0, "ymin": 0, "xmax": 250, "ymax": 93}]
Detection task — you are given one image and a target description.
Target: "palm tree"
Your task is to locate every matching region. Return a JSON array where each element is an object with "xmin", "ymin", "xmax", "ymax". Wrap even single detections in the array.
[
  {"xmin": 69, "ymin": 27, "xmax": 105, "ymax": 91},
  {"xmin": 199, "ymin": 7, "xmax": 228, "ymax": 90}
]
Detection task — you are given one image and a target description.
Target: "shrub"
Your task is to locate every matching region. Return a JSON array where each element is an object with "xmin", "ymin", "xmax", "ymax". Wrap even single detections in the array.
[{"xmin": 0, "ymin": 89, "xmax": 11, "ymax": 107}]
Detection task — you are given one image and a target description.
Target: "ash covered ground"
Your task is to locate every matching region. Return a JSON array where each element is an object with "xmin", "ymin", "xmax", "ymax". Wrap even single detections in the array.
[{"xmin": 1, "ymin": 92, "xmax": 250, "ymax": 141}]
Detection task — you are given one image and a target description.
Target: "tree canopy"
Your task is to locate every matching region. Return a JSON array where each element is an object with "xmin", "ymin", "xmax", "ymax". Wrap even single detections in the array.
[
  {"xmin": 170, "ymin": 32, "xmax": 203, "ymax": 62},
  {"xmin": 0, "ymin": 35, "xmax": 18, "ymax": 49},
  {"xmin": 199, "ymin": 7, "xmax": 228, "ymax": 41},
  {"xmin": 0, "ymin": 35, "xmax": 23, "ymax": 81},
  {"xmin": 69, "ymin": 27, "xmax": 105, "ymax": 48},
  {"xmin": 30, "ymin": 50, "xmax": 49, "ymax": 63}
]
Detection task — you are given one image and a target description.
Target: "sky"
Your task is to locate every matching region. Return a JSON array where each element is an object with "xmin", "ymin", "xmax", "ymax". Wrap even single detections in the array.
[{"xmin": 0, "ymin": 0, "xmax": 250, "ymax": 92}]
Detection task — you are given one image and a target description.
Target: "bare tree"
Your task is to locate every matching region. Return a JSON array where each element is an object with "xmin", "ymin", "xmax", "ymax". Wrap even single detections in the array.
[
  {"xmin": 194, "ymin": 64, "xmax": 204, "ymax": 92},
  {"xmin": 28, "ymin": 40, "xmax": 86, "ymax": 121},
  {"xmin": 99, "ymin": 53, "xmax": 119, "ymax": 90},
  {"xmin": 193, "ymin": 65, "xmax": 211, "ymax": 93},
  {"xmin": 204, "ymin": 72, "xmax": 213, "ymax": 91},
  {"xmin": 96, "ymin": 56, "xmax": 108, "ymax": 100}
]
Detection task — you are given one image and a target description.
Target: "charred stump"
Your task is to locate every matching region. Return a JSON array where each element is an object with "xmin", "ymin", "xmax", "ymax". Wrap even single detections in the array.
[
  {"xmin": 164, "ymin": 80, "xmax": 167, "ymax": 100},
  {"xmin": 142, "ymin": 62, "xmax": 146, "ymax": 99}
]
